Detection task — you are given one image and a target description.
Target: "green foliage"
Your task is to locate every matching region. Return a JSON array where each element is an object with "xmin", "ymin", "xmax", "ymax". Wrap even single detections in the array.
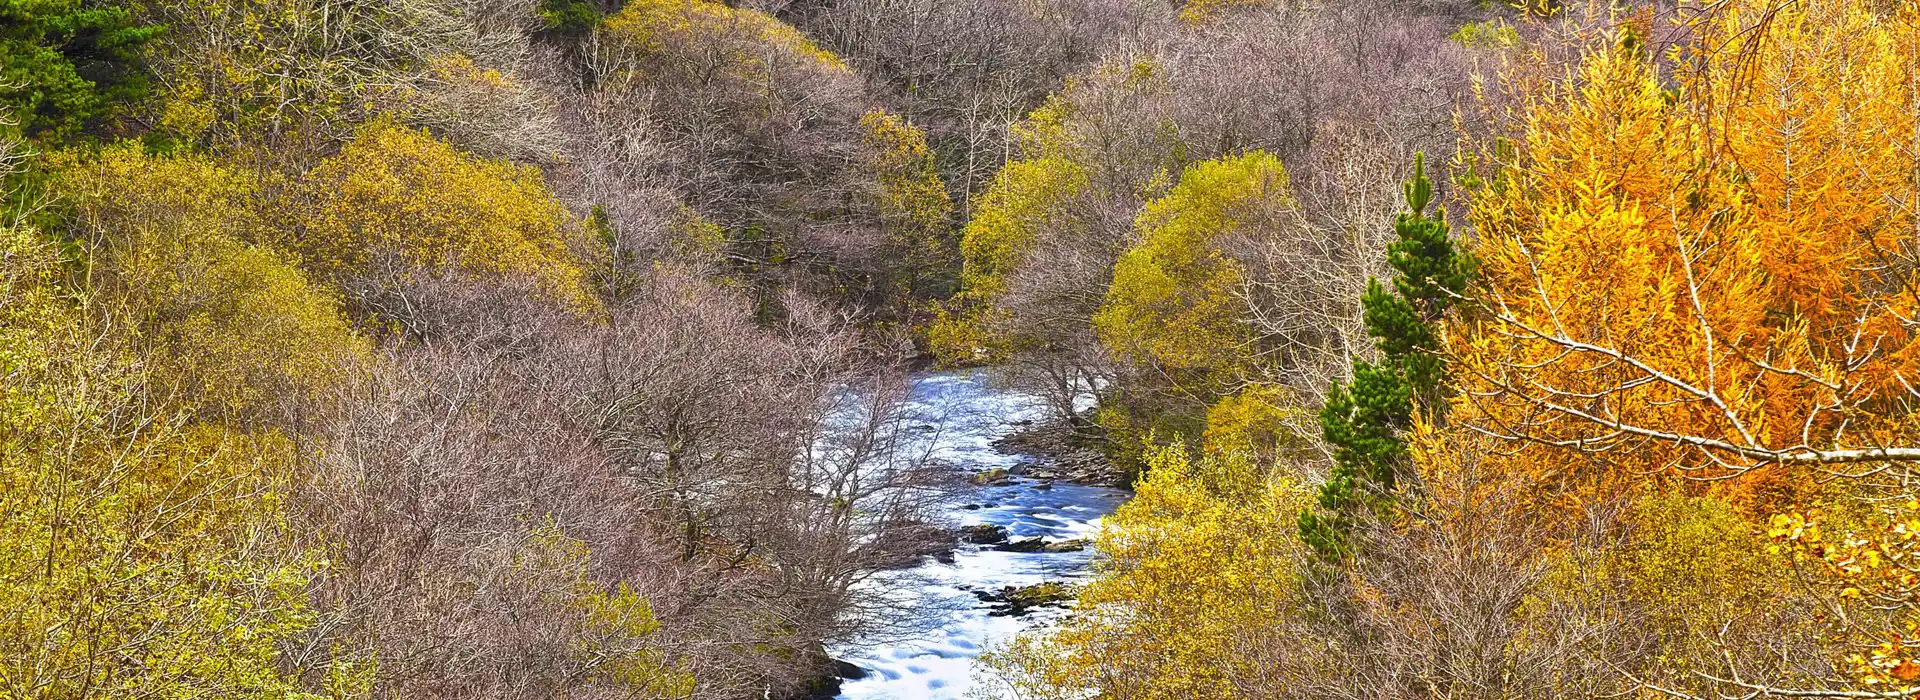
[
  {"xmin": 1093, "ymin": 397, "xmax": 1207, "ymax": 482},
  {"xmin": 538, "ymin": 0, "xmax": 601, "ymax": 34},
  {"xmin": 1095, "ymin": 151, "xmax": 1288, "ymax": 393},
  {"xmin": 1451, "ymin": 20, "xmax": 1520, "ymax": 49},
  {"xmin": 1300, "ymin": 153, "xmax": 1475, "ymax": 561},
  {"xmin": 0, "ymin": 0, "xmax": 162, "ymax": 143},
  {"xmin": 1376, "ymin": 155, "xmax": 1476, "ymax": 401}
]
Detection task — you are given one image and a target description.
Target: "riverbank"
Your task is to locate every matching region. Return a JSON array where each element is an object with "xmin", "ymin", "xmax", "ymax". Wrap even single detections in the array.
[{"xmin": 990, "ymin": 415, "xmax": 1128, "ymax": 487}]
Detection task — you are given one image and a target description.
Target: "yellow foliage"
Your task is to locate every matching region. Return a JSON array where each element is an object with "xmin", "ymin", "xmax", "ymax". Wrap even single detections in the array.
[
  {"xmin": 1618, "ymin": 496, "xmax": 1790, "ymax": 646},
  {"xmin": 522, "ymin": 523, "xmax": 695, "ymax": 696},
  {"xmin": 1771, "ymin": 498, "xmax": 1920, "ymax": 687},
  {"xmin": 1202, "ymin": 384, "xmax": 1310, "ymax": 462},
  {"xmin": 0, "ymin": 226, "xmax": 340, "ymax": 698},
  {"xmin": 137, "ymin": 0, "xmax": 396, "ymax": 152},
  {"xmin": 1455, "ymin": 1, "xmax": 1920, "ymax": 690},
  {"xmin": 1011, "ymin": 94, "xmax": 1075, "ymax": 160},
  {"xmin": 137, "ymin": 0, "xmax": 557, "ymax": 160},
  {"xmin": 1509, "ymin": 493, "xmax": 1803, "ymax": 688},
  {"xmin": 862, "ymin": 109, "xmax": 951, "ymax": 245},
  {"xmin": 1178, "ymin": 0, "xmax": 1265, "ymax": 25},
  {"xmin": 983, "ymin": 444, "xmax": 1309, "ymax": 698},
  {"xmin": 926, "ymin": 156, "xmax": 1089, "ymax": 365},
  {"xmin": 602, "ymin": 0, "xmax": 849, "ymax": 73},
  {"xmin": 861, "ymin": 108, "xmax": 955, "ymax": 298},
  {"xmin": 59, "ymin": 144, "xmax": 367, "ymax": 421},
  {"xmin": 1095, "ymin": 151, "xmax": 1289, "ymax": 391},
  {"xmin": 1451, "ymin": 19, "xmax": 1520, "ymax": 49},
  {"xmin": 957, "ymin": 157, "xmax": 1088, "ymax": 303},
  {"xmin": 295, "ymin": 121, "xmax": 593, "ymax": 309}
]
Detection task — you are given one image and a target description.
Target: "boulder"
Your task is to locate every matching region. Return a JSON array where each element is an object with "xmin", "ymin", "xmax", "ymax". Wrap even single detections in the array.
[
  {"xmin": 993, "ymin": 537, "xmax": 1048, "ymax": 553},
  {"xmin": 831, "ymin": 658, "xmax": 868, "ymax": 680},
  {"xmin": 959, "ymin": 524, "xmax": 1008, "ymax": 545},
  {"xmin": 792, "ymin": 653, "xmax": 868, "ymax": 699},
  {"xmin": 972, "ymin": 468, "xmax": 1012, "ymax": 486},
  {"xmin": 978, "ymin": 581, "xmax": 1076, "ymax": 617},
  {"xmin": 1041, "ymin": 538, "xmax": 1088, "ymax": 553}
]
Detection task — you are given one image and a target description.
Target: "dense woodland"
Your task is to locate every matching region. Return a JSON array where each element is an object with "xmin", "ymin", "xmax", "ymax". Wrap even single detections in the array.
[{"xmin": 3, "ymin": 0, "xmax": 1919, "ymax": 698}]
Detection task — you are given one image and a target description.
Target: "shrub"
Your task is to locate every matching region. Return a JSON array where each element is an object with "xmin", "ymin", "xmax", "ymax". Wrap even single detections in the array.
[
  {"xmin": 0, "ymin": 225, "xmax": 338, "ymax": 698},
  {"xmin": 1095, "ymin": 151, "xmax": 1290, "ymax": 391},
  {"xmin": 295, "ymin": 121, "xmax": 593, "ymax": 310},
  {"xmin": 60, "ymin": 144, "xmax": 367, "ymax": 421}
]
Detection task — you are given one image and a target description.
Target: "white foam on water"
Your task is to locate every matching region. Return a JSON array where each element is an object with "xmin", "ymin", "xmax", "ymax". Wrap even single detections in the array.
[{"xmin": 830, "ymin": 372, "xmax": 1128, "ymax": 700}]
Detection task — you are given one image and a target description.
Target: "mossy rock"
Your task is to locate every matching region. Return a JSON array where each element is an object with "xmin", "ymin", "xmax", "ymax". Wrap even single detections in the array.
[{"xmin": 979, "ymin": 581, "xmax": 1077, "ymax": 617}]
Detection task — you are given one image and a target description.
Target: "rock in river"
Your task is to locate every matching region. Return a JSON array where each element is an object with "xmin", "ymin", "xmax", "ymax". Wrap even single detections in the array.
[
  {"xmin": 958, "ymin": 524, "xmax": 1008, "ymax": 545},
  {"xmin": 976, "ymin": 582, "xmax": 1077, "ymax": 617}
]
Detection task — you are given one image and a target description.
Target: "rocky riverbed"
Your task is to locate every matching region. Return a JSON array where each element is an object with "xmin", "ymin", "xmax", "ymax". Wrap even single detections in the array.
[{"xmin": 827, "ymin": 371, "xmax": 1128, "ymax": 700}]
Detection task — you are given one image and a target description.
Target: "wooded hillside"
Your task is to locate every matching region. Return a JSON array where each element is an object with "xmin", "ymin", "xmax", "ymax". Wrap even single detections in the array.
[{"xmin": 4, "ymin": 0, "xmax": 1916, "ymax": 698}]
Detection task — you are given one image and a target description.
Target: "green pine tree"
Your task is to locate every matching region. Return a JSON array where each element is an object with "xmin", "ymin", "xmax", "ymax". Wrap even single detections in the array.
[
  {"xmin": 0, "ymin": 0, "xmax": 163, "ymax": 144},
  {"xmin": 538, "ymin": 0, "xmax": 603, "ymax": 35},
  {"xmin": 1298, "ymin": 152, "xmax": 1475, "ymax": 562}
]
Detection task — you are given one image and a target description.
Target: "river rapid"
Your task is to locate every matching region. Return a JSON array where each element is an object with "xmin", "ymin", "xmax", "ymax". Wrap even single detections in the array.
[{"xmin": 830, "ymin": 371, "xmax": 1128, "ymax": 700}]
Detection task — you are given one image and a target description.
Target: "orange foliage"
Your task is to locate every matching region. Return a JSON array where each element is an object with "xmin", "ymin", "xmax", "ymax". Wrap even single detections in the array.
[{"xmin": 1454, "ymin": 1, "xmax": 1920, "ymax": 514}]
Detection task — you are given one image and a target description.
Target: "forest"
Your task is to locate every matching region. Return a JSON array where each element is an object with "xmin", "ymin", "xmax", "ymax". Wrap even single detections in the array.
[{"xmin": 2, "ymin": 0, "xmax": 1918, "ymax": 697}]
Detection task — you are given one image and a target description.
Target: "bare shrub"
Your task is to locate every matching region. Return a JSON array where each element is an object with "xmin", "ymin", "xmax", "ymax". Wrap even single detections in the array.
[{"xmin": 293, "ymin": 266, "xmax": 956, "ymax": 698}]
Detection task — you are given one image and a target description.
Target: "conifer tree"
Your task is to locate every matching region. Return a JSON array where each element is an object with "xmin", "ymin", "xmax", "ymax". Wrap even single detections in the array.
[
  {"xmin": 0, "ymin": 0, "xmax": 161, "ymax": 143},
  {"xmin": 1299, "ymin": 153, "xmax": 1474, "ymax": 561}
]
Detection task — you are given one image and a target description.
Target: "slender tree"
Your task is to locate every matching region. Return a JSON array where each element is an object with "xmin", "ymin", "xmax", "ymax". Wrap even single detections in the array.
[{"xmin": 1299, "ymin": 152, "xmax": 1474, "ymax": 561}]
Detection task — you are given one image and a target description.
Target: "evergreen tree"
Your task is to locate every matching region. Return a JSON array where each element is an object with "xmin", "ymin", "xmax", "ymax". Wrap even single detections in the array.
[
  {"xmin": 1298, "ymin": 152, "xmax": 1474, "ymax": 561},
  {"xmin": 0, "ymin": 0, "xmax": 162, "ymax": 143},
  {"xmin": 538, "ymin": 0, "xmax": 603, "ymax": 35}
]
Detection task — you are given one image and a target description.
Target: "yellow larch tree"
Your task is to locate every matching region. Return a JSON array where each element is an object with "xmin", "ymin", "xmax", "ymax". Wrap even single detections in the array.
[
  {"xmin": 1457, "ymin": 0, "xmax": 1920, "ymax": 513},
  {"xmin": 1456, "ymin": 0, "xmax": 1920, "ymax": 692}
]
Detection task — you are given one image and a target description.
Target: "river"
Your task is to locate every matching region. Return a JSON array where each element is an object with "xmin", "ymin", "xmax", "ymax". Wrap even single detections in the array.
[{"xmin": 830, "ymin": 371, "xmax": 1128, "ymax": 700}]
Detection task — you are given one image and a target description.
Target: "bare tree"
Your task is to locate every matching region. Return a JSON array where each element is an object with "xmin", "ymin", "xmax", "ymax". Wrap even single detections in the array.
[
  {"xmin": 293, "ymin": 265, "xmax": 957, "ymax": 699},
  {"xmin": 782, "ymin": 0, "xmax": 1172, "ymax": 213}
]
